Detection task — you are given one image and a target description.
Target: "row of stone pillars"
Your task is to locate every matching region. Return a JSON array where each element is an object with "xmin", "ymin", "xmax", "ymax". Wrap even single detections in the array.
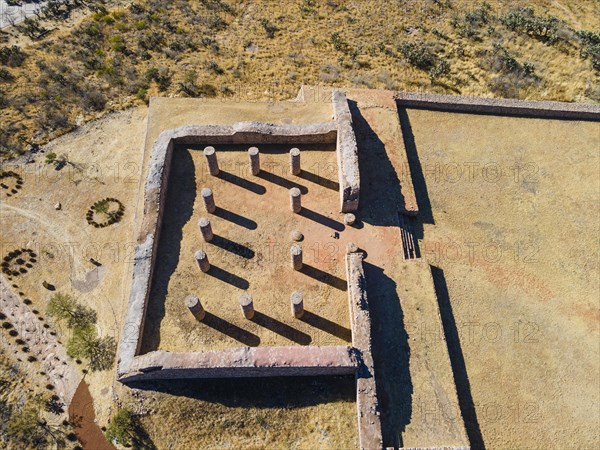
[
  {"xmin": 203, "ymin": 146, "xmax": 302, "ymax": 177},
  {"xmin": 185, "ymin": 291, "xmax": 305, "ymax": 321}
]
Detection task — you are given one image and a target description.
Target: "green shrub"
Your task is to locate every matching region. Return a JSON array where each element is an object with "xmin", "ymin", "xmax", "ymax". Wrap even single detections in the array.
[
  {"xmin": 106, "ymin": 409, "xmax": 135, "ymax": 447},
  {"xmin": 399, "ymin": 42, "xmax": 437, "ymax": 71},
  {"xmin": 451, "ymin": 2, "xmax": 493, "ymax": 38},
  {"xmin": 500, "ymin": 7, "xmax": 561, "ymax": 43},
  {"xmin": 577, "ymin": 30, "xmax": 600, "ymax": 71}
]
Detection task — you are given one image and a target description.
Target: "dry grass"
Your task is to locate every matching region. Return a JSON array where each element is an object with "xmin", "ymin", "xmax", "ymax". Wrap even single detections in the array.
[{"xmin": 0, "ymin": 0, "xmax": 598, "ymax": 158}]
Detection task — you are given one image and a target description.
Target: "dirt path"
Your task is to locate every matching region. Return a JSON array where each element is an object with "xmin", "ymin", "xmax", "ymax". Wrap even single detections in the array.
[{"xmin": 69, "ymin": 380, "xmax": 116, "ymax": 450}]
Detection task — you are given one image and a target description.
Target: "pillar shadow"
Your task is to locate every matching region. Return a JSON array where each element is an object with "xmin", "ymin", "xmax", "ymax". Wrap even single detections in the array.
[
  {"xmin": 213, "ymin": 207, "xmax": 257, "ymax": 230},
  {"xmin": 397, "ymin": 106, "xmax": 434, "ymax": 227},
  {"xmin": 211, "ymin": 235, "xmax": 255, "ymax": 259},
  {"xmin": 219, "ymin": 170, "xmax": 266, "ymax": 195},
  {"xmin": 202, "ymin": 312, "xmax": 260, "ymax": 347},
  {"xmin": 299, "ymin": 170, "xmax": 340, "ymax": 191},
  {"xmin": 257, "ymin": 170, "xmax": 308, "ymax": 194},
  {"xmin": 364, "ymin": 262, "xmax": 412, "ymax": 449},
  {"xmin": 299, "ymin": 310, "xmax": 352, "ymax": 342},
  {"xmin": 252, "ymin": 311, "xmax": 312, "ymax": 345},
  {"xmin": 431, "ymin": 266, "xmax": 485, "ymax": 450},
  {"xmin": 299, "ymin": 264, "xmax": 347, "ymax": 291},
  {"xmin": 299, "ymin": 208, "xmax": 345, "ymax": 232},
  {"xmin": 141, "ymin": 148, "xmax": 196, "ymax": 353},
  {"xmin": 206, "ymin": 265, "xmax": 249, "ymax": 290}
]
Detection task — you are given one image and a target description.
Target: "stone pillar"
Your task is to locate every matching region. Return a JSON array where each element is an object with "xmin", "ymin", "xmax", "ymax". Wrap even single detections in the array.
[
  {"xmin": 201, "ymin": 188, "xmax": 216, "ymax": 213},
  {"xmin": 346, "ymin": 242, "xmax": 359, "ymax": 254},
  {"xmin": 239, "ymin": 293, "xmax": 254, "ymax": 319},
  {"xmin": 344, "ymin": 213, "xmax": 356, "ymax": 226},
  {"xmin": 291, "ymin": 244, "xmax": 303, "ymax": 270},
  {"xmin": 290, "ymin": 148, "xmax": 301, "ymax": 175},
  {"xmin": 194, "ymin": 250, "xmax": 210, "ymax": 272},
  {"xmin": 248, "ymin": 147, "xmax": 260, "ymax": 175},
  {"xmin": 185, "ymin": 295, "xmax": 206, "ymax": 321},
  {"xmin": 198, "ymin": 218, "xmax": 214, "ymax": 242},
  {"xmin": 290, "ymin": 291, "xmax": 304, "ymax": 318},
  {"xmin": 289, "ymin": 187, "xmax": 302, "ymax": 213},
  {"xmin": 203, "ymin": 146, "xmax": 219, "ymax": 176}
]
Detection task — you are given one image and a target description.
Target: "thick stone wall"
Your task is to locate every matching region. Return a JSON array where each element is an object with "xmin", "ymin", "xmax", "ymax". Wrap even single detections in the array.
[
  {"xmin": 346, "ymin": 251, "xmax": 383, "ymax": 450},
  {"xmin": 119, "ymin": 346, "xmax": 358, "ymax": 382},
  {"xmin": 395, "ymin": 91, "xmax": 600, "ymax": 120},
  {"xmin": 118, "ymin": 120, "xmax": 344, "ymax": 379},
  {"xmin": 333, "ymin": 90, "xmax": 361, "ymax": 212}
]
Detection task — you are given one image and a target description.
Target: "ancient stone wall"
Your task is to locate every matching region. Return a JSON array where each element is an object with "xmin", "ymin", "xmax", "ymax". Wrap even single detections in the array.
[
  {"xmin": 395, "ymin": 91, "xmax": 600, "ymax": 120},
  {"xmin": 119, "ymin": 346, "xmax": 358, "ymax": 382}
]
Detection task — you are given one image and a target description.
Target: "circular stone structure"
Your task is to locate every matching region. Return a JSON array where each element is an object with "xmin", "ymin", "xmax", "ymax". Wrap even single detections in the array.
[
  {"xmin": 347, "ymin": 242, "xmax": 359, "ymax": 254},
  {"xmin": 290, "ymin": 230, "xmax": 304, "ymax": 242},
  {"xmin": 344, "ymin": 213, "xmax": 356, "ymax": 225}
]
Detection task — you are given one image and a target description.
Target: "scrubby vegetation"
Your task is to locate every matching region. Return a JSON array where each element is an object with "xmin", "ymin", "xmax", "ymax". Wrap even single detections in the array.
[
  {"xmin": 106, "ymin": 408, "xmax": 156, "ymax": 449},
  {"xmin": 0, "ymin": 0, "xmax": 598, "ymax": 160},
  {"xmin": 47, "ymin": 292, "xmax": 116, "ymax": 371},
  {"xmin": 0, "ymin": 348, "xmax": 78, "ymax": 449}
]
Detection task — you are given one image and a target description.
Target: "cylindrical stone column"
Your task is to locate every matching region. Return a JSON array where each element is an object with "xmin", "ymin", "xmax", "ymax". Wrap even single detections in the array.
[
  {"xmin": 194, "ymin": 250, "xmax": 210, "ymax": 272},
  {"xmin": 239, "ymin": 293, "xmax": 254, "ymax": 320},
  {"xmin": 290, "ymin": 148, "xmax": 301, "ymax": 175},
  {"xmin": 347, "ymin": 242, "xmax": 359, "ymax": 254},
  {"xmin": 344, "ymin": 213, "xmax": 356, "ymax": 226},
  {"xmin": 289, "ymin": 187, "xmax": 301, "ymax": 213},
  {"xmin": 185, "ymin": 295, "xmax": 206, "ymax": 321},
  {"xmin": 201, "ymin": 188, "xmax": 216, "ymax": 213},
  {"xmin": 198, "ymin": 217, "xmax": 214, "ymax": 242},
  {"xmin": 203, "ymin": 146, "xmax": 219, "ymax": 176},
  {"xmin": 290, "ymin": 291, "xmax": 304, "ymax": 319},
  {"xmin": 248, "ymin": 147, "xmax": 260, "ymax": 175},
  {"xmin": 291, "ymin": 244, "xmax": 303, "ymax": 270}
]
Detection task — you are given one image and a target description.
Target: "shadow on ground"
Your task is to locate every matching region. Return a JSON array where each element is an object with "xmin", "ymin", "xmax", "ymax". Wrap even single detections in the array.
[
  {"xmin": 129, "ymin": 375, "xmax": 356, "ymax": 409},
  {"xmin": 431, "ymin": 266, "xmax": 486, "ymax": 450},
  {"xmin": 140, "ymin": 147, "xmax": 196, "ymax": 353}
]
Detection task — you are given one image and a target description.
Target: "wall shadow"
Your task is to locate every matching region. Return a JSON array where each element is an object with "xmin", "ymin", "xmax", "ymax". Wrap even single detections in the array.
[
  {"xmin": 364, "ymin": 262, "xmax": 413, "ymax": 449},
  {"xmin": 349, "ymin": 100, "xmax": 406, "ymax": 228},
  {"xmin": 206, "ymin": 265, "xmax": 249, "ymax": 290},
  {"xmin": 431, "ymin": 266, "xmax": 486, "ymax": 450},
  {"xmin": 213, "ymin": 207, "xmax": 257, "ymax": 230},
  {"xmin": 140, "ymin": 148, "xmax": 196, "ymax": 353},
  {"xmin": 300, "ymin": 264, "xmax": 347, "ymax": 291},
  {"xmin": 219, "ymin": 170, "xmax": 266, "ymax": 195},
  {"xmin": 396, "ymin": 106, "xmax": 434, "ymax": 227},
  {"xmin": 300, "ymin": 310, "xmax": 352, "ymax": 342},
  {"xmin": 202, "ymin": 312, "xmax": 260, "ymax": 347},
  {"xmin": 129, "ymin": 375, "xmax": 356, "ymax": 409}
]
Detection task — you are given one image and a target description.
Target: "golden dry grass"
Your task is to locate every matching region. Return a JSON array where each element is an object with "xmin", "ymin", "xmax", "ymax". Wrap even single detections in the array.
[{"xmin": 0, "ymin": 0, "xmax": 598, "ymax": 158}]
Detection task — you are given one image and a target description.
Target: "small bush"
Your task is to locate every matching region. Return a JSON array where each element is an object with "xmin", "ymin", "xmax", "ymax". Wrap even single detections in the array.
[
  {"xmin": 451, "ymin": 2, "xmax": 493, "ymax": 38},
  {"xmin": 577, "ymin": 30, "xmax": 600, "ymax": 71},
  {"xmin": 0, "ymin": 45, "xmax": 26, "ymax": 67},
  {"xmin": 500, "ymin": 7, "xmax": 562, "ymax": 43},
  {"xmin": 399, "ymin": 42, "xmax": 437, "ymax": 71}
]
